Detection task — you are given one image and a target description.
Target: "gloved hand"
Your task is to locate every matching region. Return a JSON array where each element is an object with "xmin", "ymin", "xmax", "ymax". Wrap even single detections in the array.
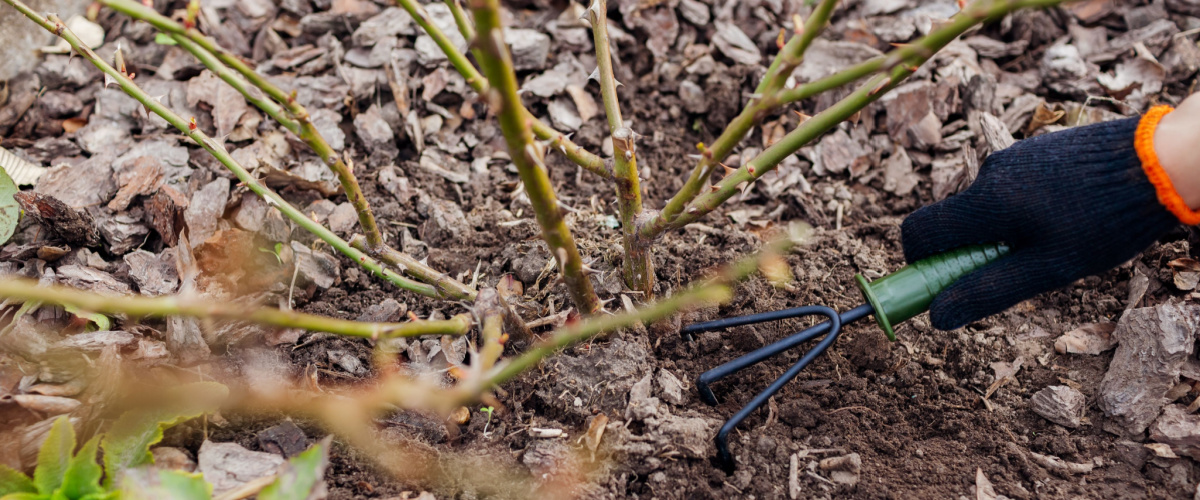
[{"xmin": 901, "ymin": 105, "xmax": 1192, "ymax": 330}]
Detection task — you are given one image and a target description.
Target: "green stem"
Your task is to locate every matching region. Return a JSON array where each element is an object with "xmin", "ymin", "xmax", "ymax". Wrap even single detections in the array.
[
  {"xmin": 646, "ymin": 0, "xmax": 1068, "ymax": 236},
  {"xmin": 467, "ymin": 224, "xmax": 806, "ymax": 395},
  {"xmin": 168, "ymin": 34, "xmax": 300, "ymax": 135},
  {"xmin": 469, "ymin": 0, "xmax": 601, "ymax": 314},
  {"xmin": 643, "ymin": 0, "xmax": 837, "ymax": 240},
  {"xmin": 350, "ymin": 235, "xmax": 477, "ymax": 301},
  {"xmin": 585, "ymin": 0, "xmax": 649, "ymax": 296},
  {"xmin": 101, "ymin": 0, "xmax": 386, "ymax": 252},
  {"xmin": 394, "ymin": 0, "xmax": 610, "ymax": 179},
  {"xmin": 6, "ymin": 1, "xmax": 441, "ymax": 298},
  {"xmin": 0, "ymin": 278, "xmax": 471, "ymax": 339},
  {"xmin": 778, "ymin": 0, "xmax": 1068, "ymax": 104},
  {"xmin": 669, "ymin": 73, "xmax": 898, "ymax": 231},
  {"xmin": 444, "ymin": 0, "xmax": 475, "ymax": 42}
]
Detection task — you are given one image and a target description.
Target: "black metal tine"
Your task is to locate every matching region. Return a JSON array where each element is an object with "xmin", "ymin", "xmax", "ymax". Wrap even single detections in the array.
[
  {"xmin": 713, "ymin": 319, "xmax": 846, "ymax": 469},
  {"xmin": 681, "ymin": 305, "xmax": 838, "ymax": 342},
  {"xmin": 695, "ymin": 304, "xmax": 874, "ymax": 405}
]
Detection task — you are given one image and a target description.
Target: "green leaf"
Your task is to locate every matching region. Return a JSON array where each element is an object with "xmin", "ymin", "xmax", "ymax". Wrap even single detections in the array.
[
  {"xmin": 153, "ymin": 33, "xmax": 178, "ymax": 46},
  {"xmin": 0, "ymin": 466, "xmax": 35, "ymax": 496},
  {"xmin": 101, "ymin": 382, "xmax": 228, "ymax": 488},
  {"xmin": 119, "ymin": 469, "xmax": 210, "ymax": 500},
  {"xmin": 0, "ymin": 161, "xmax": 21, "ymax": 246},
  {"xmin": 58, "ymin": 436, "xmax": 103, "ymax": 499},
  {"xmin": 257, "ymin": 437, "xmax": 331, "ymax": 500},
  {"xmin": 34, "ymin": 417, "xmax": 75, "ymax": 495},
  {"xmin": 62, "ymin": 305, "xmax": 110, "ymax": 332}
]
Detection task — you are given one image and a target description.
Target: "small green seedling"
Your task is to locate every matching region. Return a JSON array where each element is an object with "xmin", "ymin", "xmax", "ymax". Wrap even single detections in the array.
[
  {"xmin": 479, "ymin": 406, "xmax": 495, "ymax": 437},
  {"xmin": 258, "ymin": 242, "xmax": 285, "ymax": 265},
  {"xmin": 0, "ymin": 382, "xmax": 331, "ymax": 500}
]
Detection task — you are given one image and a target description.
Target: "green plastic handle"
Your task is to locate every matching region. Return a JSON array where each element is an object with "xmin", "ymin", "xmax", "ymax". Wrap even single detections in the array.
[{"xmin": 854, "ymin": 244, "xmax": 1010, "ymax": 341}]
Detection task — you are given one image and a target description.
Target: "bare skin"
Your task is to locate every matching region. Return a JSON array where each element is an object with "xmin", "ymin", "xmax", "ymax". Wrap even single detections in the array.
[{"xmin": 1155, "ymin": 93, "xmax": 1200, "ymax": 210}]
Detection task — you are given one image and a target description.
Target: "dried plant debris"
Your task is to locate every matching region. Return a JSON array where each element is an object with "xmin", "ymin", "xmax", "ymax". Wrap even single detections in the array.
[
  {"xmin": 13, "ymin": 192, "xmax": 101, "ymax": 247},
  {"xmin": 1031, "ymin": 385, "xmax": 1086, "ymax": 429},
  {"xmin": 1098, "ymin": 303, "xmax": 1200, "ymax": 437}
]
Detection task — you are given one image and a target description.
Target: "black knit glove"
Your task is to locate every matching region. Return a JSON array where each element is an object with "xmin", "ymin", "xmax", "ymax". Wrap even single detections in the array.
[{"xmin": 901, "ymin": 107, "xmax": 1186, "ymax": 330}]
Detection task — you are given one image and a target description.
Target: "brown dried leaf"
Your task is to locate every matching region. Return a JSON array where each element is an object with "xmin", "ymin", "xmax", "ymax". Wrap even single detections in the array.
[
  {"xmin": 1026, "ymin": 102, "xmax": 1065, "ymax": 135},
  {"xmin": 1054, "ymin": 322, "xmax": 1117, "ymax": 355},
  {"xmin": 985, "ymin": 357, "xmax": 1023, "ymax": 399},
  {"xmin": 565, "ymin": 84, "xmax": 598, "ymax": 124},
  {"xmin": 584, "ymin": 414, "xmax": 608, "ymax": 456}
]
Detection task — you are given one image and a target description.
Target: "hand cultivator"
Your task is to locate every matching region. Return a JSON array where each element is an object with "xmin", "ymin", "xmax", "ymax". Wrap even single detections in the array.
[{"xmin": 683, "ymin": 244, "xmax": 1009, "ymax": 468}]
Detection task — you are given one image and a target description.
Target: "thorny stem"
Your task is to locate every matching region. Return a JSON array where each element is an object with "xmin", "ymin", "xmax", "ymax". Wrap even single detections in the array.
[
  {"xmin": 643, "ymin": 0, "xmax": 1068, "ymax": 237},
  {"xmin": 350, "ymin": 235, "xmax": 477, "ymax": 301},
  {"xmin": 4, "ymin": 0, "xmax": 443, "ymax": 298},
  {"xmin": 0, "ymin": 278, "xmax": 472, "ymax": 339},
  {"xmin": 778, "ymin": 0, "xmax": 1067, "ymax": 105},
  {"xmin": 645, "ymin": 0, "xmax": 838, "ymax": 239},
  {"xmin": 101, "ymin": 0, "xmax": 387, "ymax": 252},
  {"xmin": 394, "ymin": 0, "xmax": 610, "ymax": 178},
  {"xmin": 585, "ymin": 0, "xmax": 649, "ymax": 296},
  {"xmin": 444, "ymin": 0, "xmax": 475, "ymax": 42},
  {"xmin": 396, "ymin": 0, "xmax": 487, "ymax": 91},
  {"xmin": 168, "ymin": 34, "xmax": 300, "ymax": 134},
  {"xmin": 463, "ymin": 224, "xmax": 807, "ymax": 397},
  {"xmin": 670, "ymin": 72, "xmax": 900, "ymax": 230},
  {"xmin": 469, "ymin": 0, "xmax": 601, "ymax": 314}
]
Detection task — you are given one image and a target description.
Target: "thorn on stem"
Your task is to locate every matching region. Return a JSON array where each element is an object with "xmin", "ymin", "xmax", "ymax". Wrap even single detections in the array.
[
  {"xmin": 721, "ymin": 163, "xmax": 736, "ymax": 178},
  {"xmin": 792, "ymin": 110, "xmax": 812, "ymax": 122}
]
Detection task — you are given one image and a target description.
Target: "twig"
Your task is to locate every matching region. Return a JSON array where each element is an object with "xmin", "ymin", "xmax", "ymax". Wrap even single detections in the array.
[
  {"xmin": 668, "ymin": 72, "xmax": 897, "ymax": 231},
  {"xmin": 649, "ymin": 0, "xmax": 1069, "ymax": 234},
  {"xmin": 642, "ymin": 0, "xmax": 838, "ymax": 239},
  {"xmin": 462, "ymin": 223, "xmax": 808, "ymax": 400},
  {"xmin": 469, "ymin": 0, "xmax": 601, "ymax": 314},
  {"xmin": 444, "ymin": 0, "xmax": 475, "ymax": 42},
  {"xmin": 100, "ymin": 0, "xmax": 387, "ymax": 252},
  {"xmin": 4, "ymin": 0, "xmax": 441, "ymax": 298},
  {"xmin": 167, "ymin": 34, "xmax": 299, "ymax": 134},
  {"xmin": 583, "ymin": 0, "xmax": 649, "ymax": 296},
  {"xmin": 394, "ymin": 0, "xmax": 610, "ymax": 178},
  {"xmin": 0, "ymin": 278, "xmax": 472, "ymax": 339},
  {"xmin": 777, "ymin": 0, "xmax": 1067, "ymax": 105},
  {"xmin": 350, "ymin": 235, "xmax": 477, "ymax": 301}
]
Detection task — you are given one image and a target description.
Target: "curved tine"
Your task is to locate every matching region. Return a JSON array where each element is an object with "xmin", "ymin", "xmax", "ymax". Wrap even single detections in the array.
[
  {"xmin": 714, "ymin": 311, "xmax": 844, "ymax": 470},
  {"xmin": 696, "ymin": 306, "xmax": 839, "ymax": 405},
  {"xmin": 681, "ymin": 305, "xmax": 839, "ymax": 341}
]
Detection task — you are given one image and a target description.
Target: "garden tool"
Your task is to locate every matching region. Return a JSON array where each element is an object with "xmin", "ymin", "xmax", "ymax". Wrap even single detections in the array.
[{"xmin": 682, "ymin": 244, "xmax": 1009, "ymax": 468}]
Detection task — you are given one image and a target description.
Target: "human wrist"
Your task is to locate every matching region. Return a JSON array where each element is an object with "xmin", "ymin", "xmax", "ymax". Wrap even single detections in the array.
[{"xmin": 1155, "ymin": 103, "xmax": 1200, "ymax": 211}]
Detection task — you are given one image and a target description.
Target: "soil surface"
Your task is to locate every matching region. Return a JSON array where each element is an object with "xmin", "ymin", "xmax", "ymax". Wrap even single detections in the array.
[{"xmin": 3, "ymin": 0, "xmax": 1200, "ymax": 498}]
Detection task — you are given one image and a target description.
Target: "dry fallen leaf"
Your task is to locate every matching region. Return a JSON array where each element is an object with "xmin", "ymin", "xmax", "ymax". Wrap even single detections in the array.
[
  {"xmin": 985, "ymin": 357, "xmax": 1023, "ymax": 400},
  {"xmin": 1054, "ymin": 323, "xmax": 1118, "ymax": 355},
  {"xmin": 975, "ymin": 468, "xmax": 997, "ymax": 500}
]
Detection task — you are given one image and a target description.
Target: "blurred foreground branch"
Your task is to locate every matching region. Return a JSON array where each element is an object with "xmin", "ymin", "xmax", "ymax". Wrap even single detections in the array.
[{"xmin": 0, "ymin": 278, "xmax": 472, "ymax": 339}]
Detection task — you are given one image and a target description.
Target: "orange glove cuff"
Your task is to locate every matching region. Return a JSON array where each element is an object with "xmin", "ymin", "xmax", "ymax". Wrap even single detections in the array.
[{"xmin": 1136, "ymin": 105, "xmax": 1200, "ymax": 225}]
